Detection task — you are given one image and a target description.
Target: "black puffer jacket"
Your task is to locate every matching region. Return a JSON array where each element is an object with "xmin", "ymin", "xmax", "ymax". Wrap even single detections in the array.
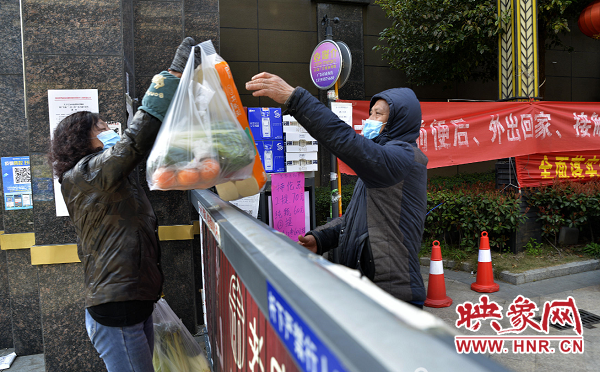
[
  {"xmin": 61, "ymin": 110, "xmax": 164, "ymax": 308},
  {"xmin": 287, "ymin": 87, "xmax": 428, "ymax": 303}
]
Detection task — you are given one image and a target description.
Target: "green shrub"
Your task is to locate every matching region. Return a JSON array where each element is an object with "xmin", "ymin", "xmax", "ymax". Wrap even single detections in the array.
[
  {"xmin": 582, "ymin": 242, "xmax": 600, "ymax": 258},
  {"xmin": 524, "ymin": 238, "xmax": 544, "ymax": 256},
  {"xmin": 428, "ymin": 171, "xmax": 495, "ymax": 192},
  {"xmin": 315, "ymin": 183, "xmax": 355, "ymax": 226},
  {"xmin": 425, "ymin": 182, "xmax": 524, "ymax": 250},
  {"xmin": 525, "ymin": 179, "xmax": 600, "ymax": 244}
]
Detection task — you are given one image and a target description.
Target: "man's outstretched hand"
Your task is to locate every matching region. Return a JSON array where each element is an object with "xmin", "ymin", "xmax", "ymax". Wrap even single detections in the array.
[
  {"xmin": 298, "ymin": 234, "xmax": 317, "ymax": 253},
  {"xmin": 245, "ymin": 72, "xmax": 295, "ymax": 104}
]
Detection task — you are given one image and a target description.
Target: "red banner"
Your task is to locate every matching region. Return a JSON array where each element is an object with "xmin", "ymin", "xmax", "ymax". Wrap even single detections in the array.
[
  {"xmin": 336, "ymin": 100, "xmax": 600, "ymax": 175},
  {"xmin": 515, "ymin": 151, "xmax": 600, "ymax": 187}
]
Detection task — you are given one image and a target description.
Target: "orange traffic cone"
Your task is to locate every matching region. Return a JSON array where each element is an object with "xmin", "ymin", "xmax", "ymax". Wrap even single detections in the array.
[
  {"xmin": 471, "ymin": 231, "xmax": 499, "ymax": 293},
  {"xmin": 424, "ymin": 240, "xmax": 452, "ymax": 308}
]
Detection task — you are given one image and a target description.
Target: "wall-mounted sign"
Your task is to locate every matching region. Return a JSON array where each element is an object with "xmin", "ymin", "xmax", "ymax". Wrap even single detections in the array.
[
  {"xmin": 2, "ymin": 156, "xmax": 33, "ymax": 210},
  {"xmin": 310, "ymin": 40, "xmax": 342, "ymax": 90},
  {"xmin": 48, "ymin": 89, "xmax": 99, "ymax": 217}
]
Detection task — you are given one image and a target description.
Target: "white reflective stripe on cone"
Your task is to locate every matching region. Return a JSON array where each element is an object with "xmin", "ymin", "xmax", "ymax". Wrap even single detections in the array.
[
  {"xmin": 478, "ymin": 249, "xmax": 492, "ymax": 263},
  {"xmin": 429, "ymin": 260, "xmax": 444, "ymax": 275}
]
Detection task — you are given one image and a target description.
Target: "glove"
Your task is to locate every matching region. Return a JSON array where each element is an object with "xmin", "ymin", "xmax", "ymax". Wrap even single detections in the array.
[
  {"xmin": 169, "ymin": 37, "xmax": 201, "ymax": 73},
  {"xmin": 138, "ymin": 71, "xmax": 180, "ymax": 121}
]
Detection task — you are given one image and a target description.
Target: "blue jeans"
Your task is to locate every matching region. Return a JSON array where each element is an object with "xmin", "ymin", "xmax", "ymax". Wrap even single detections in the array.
[{"xmin": 85, "ymin": 309, "xmax": 154, "ymax": 372}]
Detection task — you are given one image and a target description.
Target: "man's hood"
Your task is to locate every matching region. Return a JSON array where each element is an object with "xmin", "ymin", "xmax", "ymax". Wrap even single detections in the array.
[{"xmin": 370, "ymin": 88, "xmax": 421, "ymax": 143}]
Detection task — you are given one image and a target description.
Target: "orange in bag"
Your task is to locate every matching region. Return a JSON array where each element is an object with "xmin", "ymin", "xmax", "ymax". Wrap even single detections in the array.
[{"xmin": 209, "ymin": 52, "xmax": 267, "ymax": 200}]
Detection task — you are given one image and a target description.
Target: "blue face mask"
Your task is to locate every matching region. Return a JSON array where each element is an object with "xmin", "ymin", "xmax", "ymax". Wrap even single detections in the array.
[
  {"xmin": 362, "ymin": 119, "xmax": 385, "ymax": 139},
  {"xmin": 96, "ymin": 130, "xmax": 120, "ymax": 149}
]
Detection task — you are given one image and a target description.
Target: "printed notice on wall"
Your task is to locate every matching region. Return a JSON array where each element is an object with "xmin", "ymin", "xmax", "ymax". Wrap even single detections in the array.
[
  {"xmin": 331, "ymin": 102, "xmax": 353, "ymax": 127},
  {"xmin": 229, "ymin": 193, "xmax": 260, "ymax": 219},
  {"xmin": 2, "ymin": 156, "xmax": 33, "ymax": 210},
  {"xmin": 271, "ymin": 172, "xmax": 305, "ymax": 241},
  {"xmin": 48, "ymin": 89, "xmax": 99, "ymax": 216}
]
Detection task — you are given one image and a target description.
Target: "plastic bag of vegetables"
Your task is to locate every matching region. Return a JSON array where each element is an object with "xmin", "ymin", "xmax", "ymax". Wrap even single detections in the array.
[
  {"xmin": 152, "ymin": 298, "xmax": 210, "ymax": 372},
  {"xmin": 147, "ymin": 41, "xmax": 256, "ymax": 191}
]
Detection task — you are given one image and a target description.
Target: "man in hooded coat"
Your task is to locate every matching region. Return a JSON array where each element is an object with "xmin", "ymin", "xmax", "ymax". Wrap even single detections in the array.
[{"xmin": 246, "ymin": 72, "xmax": 428, "ymax": 308}]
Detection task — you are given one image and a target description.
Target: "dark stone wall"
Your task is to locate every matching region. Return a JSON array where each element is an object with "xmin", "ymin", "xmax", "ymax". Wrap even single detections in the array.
[
  {"xmin": 0, "ymin": 0, "xmax": 38, "ymax": 354},
  {"xmin": 18, "ymin": 0, "xmax": 132, "ymax": 367},
  {"xmin": 0, "ymin": 250, "xmax": 10, "ymax": 349},
  {"xmin": 0, "ymin": 0, "xmax": 217, "ymax": 368},
  {"xmin": 544, "ymin": 18, "xmax": 600, "ymax": 102},
  {"xmin": 220, "ymin": 0, "xmax": 319, "ymax": 107},
  {"xmin": 0, "ymin": 0, "xmax": 598, "ymax": 367},
  {"xmin": 133, "ymin": 0, "xmax": 220, "ymax": 335}
]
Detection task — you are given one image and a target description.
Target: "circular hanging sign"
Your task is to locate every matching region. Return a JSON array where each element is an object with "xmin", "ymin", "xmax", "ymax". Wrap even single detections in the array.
[{"xmin": 310, "ymin": 40, "xmax": 342, "ymax": 90}]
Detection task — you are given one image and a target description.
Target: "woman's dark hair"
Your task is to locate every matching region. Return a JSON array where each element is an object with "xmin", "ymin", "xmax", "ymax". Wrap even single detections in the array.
[{"xmin": 48, "ymin": 111, "xmax": 102, "ymax": 182}]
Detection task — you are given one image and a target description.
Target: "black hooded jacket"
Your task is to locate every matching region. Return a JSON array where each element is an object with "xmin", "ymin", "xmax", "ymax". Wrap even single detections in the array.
[{"xmin": 286, "ymin": 87, "xmax": 428, "ymax": 303}]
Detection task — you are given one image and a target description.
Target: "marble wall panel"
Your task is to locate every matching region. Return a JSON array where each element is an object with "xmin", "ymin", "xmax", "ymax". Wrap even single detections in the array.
[
  {"xmin": 134, "ymin": 1, "xmax": 183, "ymax": 80},
  {"xmin": 0, "ymin": 75, "xmax": 28, "ymax": 157},
  {"xmin": 184, "ymin": 1, "xmax": 219, "ymax": 49},
  {"xmin": 0, "ymin": 251, "xmax": 12, "ymax": 349},
  {"xmin": 6, "ymin": 249, "xmax": 43, "ymax": 356},
  {"xmin": 21, "ymin": 0, "xmax": 122, "ymax": 56},
  {"xmin": 30, "ymin": 152, "xmax": 77, "ymax": 245},
  {"xmin": 160, "ymin": 239, "xmax": 197, "ymax": 334},
  {"xmin": 38, "ymin": 262, "xmax": 105, "ymax": 371},
  {"xmin": 25, "ymin": 54, "xmax": 125, "ymax": 153},
  {"xmin": 0, "ymin": 74, "xmax": 31, "ymax": 235},
  {"xmin": 220, "ymin": 0, "xmax": 257, "ymax": 29},
  {"xmin": 0, "ymin": 0, "xmax": 23, "ymax": 75},
  {"xmin": 257, "ymin": 0, "xmax": 317, "ymax": 32},
  {"xmin": 123, "ymin": 0, "xmax": 136, "ymax": 100}
]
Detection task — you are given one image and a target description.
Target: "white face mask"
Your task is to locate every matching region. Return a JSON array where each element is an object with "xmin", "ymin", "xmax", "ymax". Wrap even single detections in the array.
[{"xmin": 362, "ymin": 119, "xmax": 385, "ymax": 139}]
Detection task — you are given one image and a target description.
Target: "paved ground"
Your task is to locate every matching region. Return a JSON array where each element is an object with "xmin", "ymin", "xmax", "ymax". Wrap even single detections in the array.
[
  {"xmin": 421, "ymin": 267, "xmax": 600, "ymax": 372},
  {"xmin": 2, "ymin": 268, "xmax": 598, "ymax": 372},
  {"xmin": 0, "ymin": 350, "xmax": 43, "ymax": 372}
]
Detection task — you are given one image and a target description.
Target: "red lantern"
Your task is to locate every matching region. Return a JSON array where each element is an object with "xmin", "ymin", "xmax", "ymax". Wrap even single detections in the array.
[{"xmin": 578, "ymin": 0, "xmax": 600, "ymax": 39}]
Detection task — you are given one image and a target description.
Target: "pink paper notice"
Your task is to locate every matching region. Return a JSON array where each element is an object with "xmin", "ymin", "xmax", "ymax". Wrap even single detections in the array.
[{"xmin": 271, "ymin": 172, "xmax": 305, "ymax": 241}]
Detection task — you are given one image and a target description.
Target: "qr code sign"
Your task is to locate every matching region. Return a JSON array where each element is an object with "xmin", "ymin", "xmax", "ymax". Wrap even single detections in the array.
[{"xmin": 13, "ymin": 166, "xmax": 31, "ymax": 184}]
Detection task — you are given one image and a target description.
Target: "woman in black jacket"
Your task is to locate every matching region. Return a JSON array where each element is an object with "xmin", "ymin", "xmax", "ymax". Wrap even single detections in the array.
[{"xmin": 48, "ymin": 37, "xmax": 197, "ymax": 372}]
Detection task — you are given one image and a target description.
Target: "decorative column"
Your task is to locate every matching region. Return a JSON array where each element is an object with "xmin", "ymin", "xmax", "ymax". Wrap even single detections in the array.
[
  {"xmin": 515, "ymin": 0, "xmax": 539, "ymax": 98},
  {"xmin": 499, "ymin": 0, "xmax": 516, "ymax": 99},
  {"xmin": 499, "ymin": 0, "xmax": 539, "ymax": 100}
]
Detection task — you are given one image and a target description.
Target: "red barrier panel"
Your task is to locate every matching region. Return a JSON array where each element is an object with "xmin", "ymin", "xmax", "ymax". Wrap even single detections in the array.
[{"xmin": 201, "ymin": 222, "xmax": 300, "ymax": 372}]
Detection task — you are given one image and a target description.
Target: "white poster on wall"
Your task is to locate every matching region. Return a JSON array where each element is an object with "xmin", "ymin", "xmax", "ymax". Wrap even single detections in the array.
[
  {"xmin": 48, "ymin": 89, "xmax": 99, "ymax": 217},
  {"xmin": 331, "ymin": 102, "xmax": 353, "ymax": 127}
]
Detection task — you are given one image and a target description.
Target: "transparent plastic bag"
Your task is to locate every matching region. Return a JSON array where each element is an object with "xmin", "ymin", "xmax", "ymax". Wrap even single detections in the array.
[
  {"xmin": 152, "ymin": 298, "xmax": 210, "ymax": 372},
  {"xmin": 196, "ymin": 40, "xmax": 268, "ymax": 201},
  {"xmin": 147, "ymin": 43, "xmax": 256, "ymax": 191}
]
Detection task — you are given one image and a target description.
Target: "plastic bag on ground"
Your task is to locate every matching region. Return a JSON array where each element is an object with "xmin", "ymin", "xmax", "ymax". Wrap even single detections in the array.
[
  {"xmin": 152, "ymin": 298, "xmax": 210, "ymax": 372},
  {"xmin": 147, "ymin": 42, "xmax": 256, "ymax": 191}
]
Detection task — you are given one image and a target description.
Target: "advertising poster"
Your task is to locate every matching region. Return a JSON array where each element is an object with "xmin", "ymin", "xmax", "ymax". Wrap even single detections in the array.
[
  {"xmin": 2, "ymin": 156, "xmax": 33, "ymax": 210},
  {"xmin": 48, "ymin": 89, "xmax": 99, "ymax": 216}
]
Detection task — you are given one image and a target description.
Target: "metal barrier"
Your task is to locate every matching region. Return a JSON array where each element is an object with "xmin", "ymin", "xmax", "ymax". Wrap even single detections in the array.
[{"xmin": 190, "ymin": 189, "xmax": 509, "ymax": 372}]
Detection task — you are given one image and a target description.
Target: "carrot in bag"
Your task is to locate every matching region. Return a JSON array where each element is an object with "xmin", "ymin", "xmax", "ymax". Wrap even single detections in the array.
[{"xmin": 199, "ymin": 41, "xmax": 267, "ymax": 201}]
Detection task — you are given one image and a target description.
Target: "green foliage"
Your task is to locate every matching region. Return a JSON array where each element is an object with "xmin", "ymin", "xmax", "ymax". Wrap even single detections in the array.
[
  {"xmin": 524, "ymin": 238, "xmax": 544, "ymax": 256},
  {"xmin": 538, "ymin": 0, "xmax": 591, "ymax": 49},
  {"xmin": 582, "ymin": 242, "xmax": 600, "ymax": 258},
  {"xmin": 428, "ymin": 171, "xmax": 495, "ymax": 191},
  {"xmin": 315, "ymin": 183, "xmax": 356, "ymax": 226},
  {"xmin": 425, "ymin": 182, "xmax": 525, "ymax": 250},
  {"xmin": 525, "ymin": 180, "xmax": 600, "ymax": 244},
  {"xmin": 375, "ymin": 0, "xmax": 507, "ymax": 86},
  {"xmin": 375, "ymin": 0, "xmax": 589, "ymax": 86}
]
